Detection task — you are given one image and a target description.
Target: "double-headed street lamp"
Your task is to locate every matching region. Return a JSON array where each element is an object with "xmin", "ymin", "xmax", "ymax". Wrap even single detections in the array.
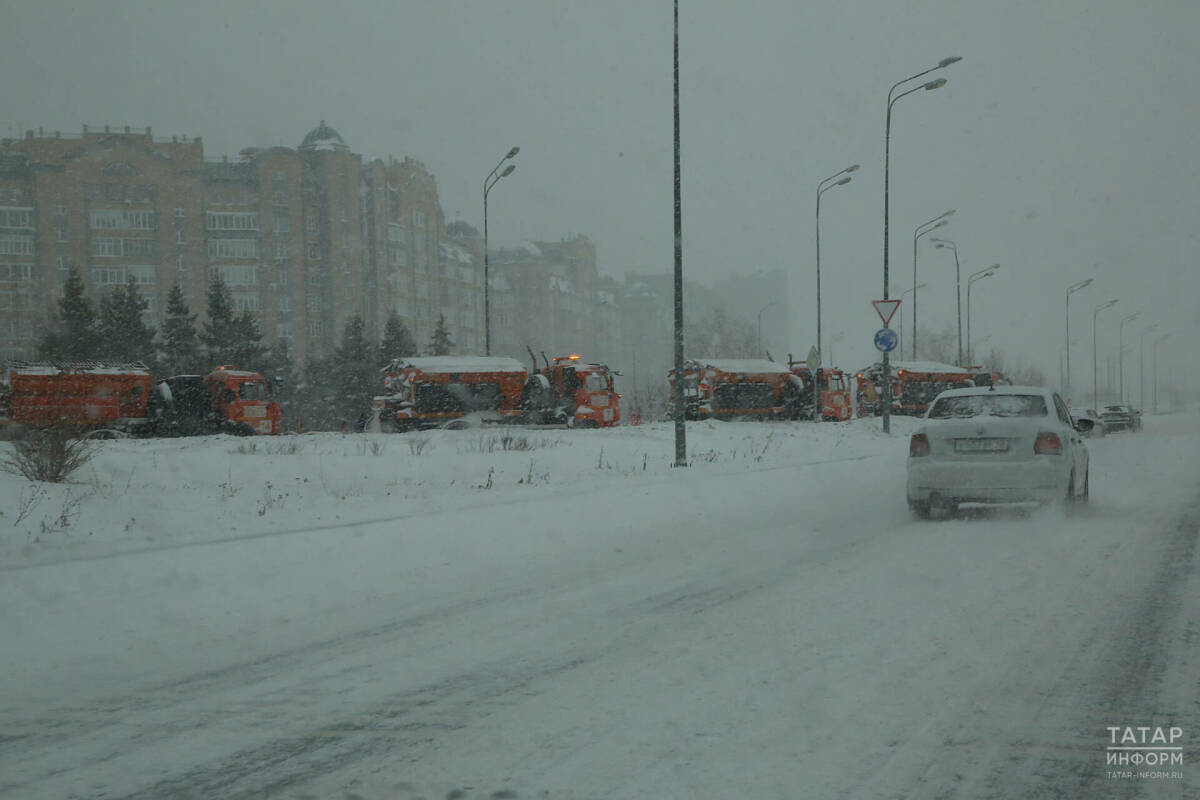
[
  {"xmin": 483, "ymin": 146, "xmax": 519, "ymax": 355},
  {"xmin": 929, "ymin": 238, "xmax": 963, "ymax": 365},
  {"xmin": 1139, "ymin": 324, "xmax": 1159, "ymax": 411},
  {"xmin": 816, "ymin": 164, "xmax": 858, "ymax": 366},
  {"xmin": 881, "ymin": 56, "xmax": 961, "ymax": 433},
  {"xmin": 966, "ymin": 263, "xmax": 999, "ymax": 365},
  {"xmin": 1065, "ymin": 278, "xmax": 1093, "ymax": 392},
  {"xmin": 898, "ymin": 282, "xmax": 926, "ymax": 360},
  {"xmin": 912, "ymin": 210, "xmax": 954, "ymax": 359},
  {"xmin": 1093, "ymin": 299, "xmax": 1118, "ymax": 409},
  {"xmin": 1117, "ymin": 311, "xmax": 1141, "ymax": 403}
]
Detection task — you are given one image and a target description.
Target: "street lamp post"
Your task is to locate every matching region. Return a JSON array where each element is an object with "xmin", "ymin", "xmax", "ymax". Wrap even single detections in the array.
[
  {"xmin": 1093, "ymin": 299, "xmax": 1118, "ymax": 410},
  {"xmin": 912, "ymin": 210, "xmax": 954, "ymax": 359},
  {"xmin": 966, "ymin": 263, "xmax": 999, "ymax": 365},
  {"xmin": 757, "ymin": 300, "xmax": 779, "ymax": 357},
  {"xmin": 1065, "ymin": 278, "xmax": 1093, "ymax": 393},
  {"xmin": 929, "ymin": 238, "xmax": 964, "ymax": 366},
  {"xmin": 881, "ymin": 56, "xmax": 960, "ymax": 434},
  {"xmin": 1117, "ymin": 311, "xmax": 1141, "ymax": 403},
  {"xmin": 1154, "ymin": 333, "xmax": 1172, "ymax": 413},
  {"xmin": 898, "ymin": 282, "xmax": 926, "ymax": 360},
  {"xmin": 482, "ymin": 146, "xmax": 519, "ymax": 356},
  {"xmin": 1139, "ymin": 324, "xmax": 1159, "ymax": 411},
  {"xmin": 816, "ymin": 164, "xmax": 858, "ymax": 366}
]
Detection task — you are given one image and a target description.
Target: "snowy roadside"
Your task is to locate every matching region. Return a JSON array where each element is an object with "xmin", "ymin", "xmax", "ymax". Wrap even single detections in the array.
[{"xmin": 0, "ymin": 417, "xmax": 920, "ymax": 568}]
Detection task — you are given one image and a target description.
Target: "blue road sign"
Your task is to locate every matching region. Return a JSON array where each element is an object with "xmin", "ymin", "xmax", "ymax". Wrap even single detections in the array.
[{"xmin": 874, "ymin": 327, "xmax": 898, "ymax": 353}]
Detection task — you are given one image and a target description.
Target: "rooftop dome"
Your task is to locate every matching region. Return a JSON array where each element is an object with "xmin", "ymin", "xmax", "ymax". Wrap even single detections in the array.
[{"xmin": 299, "ymin": 120, "xmax": 349, "ymax": 153}]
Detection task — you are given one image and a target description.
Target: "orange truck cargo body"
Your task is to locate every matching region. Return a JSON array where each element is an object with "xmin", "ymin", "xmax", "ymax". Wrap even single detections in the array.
[
  {"xmin": 789, "ymin": 364, "xmax": 853, "ymax": 421},
  {"xmin": 669, "ymin": 358, "xmax": 800, "ymax": 420},
  {"xmin": 375, "ymin": 356, "xmax": 529, "ymax": 431},
  {"xmin": 2, "ymin": 362, "xmax": 152, "ymax": 428}
]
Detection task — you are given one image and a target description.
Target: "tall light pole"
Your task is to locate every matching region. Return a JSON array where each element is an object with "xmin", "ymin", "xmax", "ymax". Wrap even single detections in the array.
[
  {"xmin": 483, "ymin": 146, "xmax": 519, "ymax": 356},
  {"xmin": 966, "ymin": 263, "xmax": 999, "ymax": 365},
  {"xmin": 1139, "ymin": 324, "xmax": 1159, "ymax": 411},
  {"xmin": 912, "ymin": 210, "xmax": 954, "ymax": 359},
  {"xmin": 672, "ymin": 0, "xmax": 686, "ymax": 467},
  {"xmin": 1065, "ymin": 278, "xmax": 1093, "ymax": 394},
  {"xmin": 816, "ymin": 164, "xmax": 858, "ymax": 366},
  {"xmin": 1153, "ymin": 333, "xmax": 1172, "ymax": 413},
  {"xmin": 1117, "ymin": 311, "xmax": 1141, "ymax": 403},
  {"xmin": 898, "ymin": 282, "xmax": 926, "ymax": 360},
  {"xmin": 881, "ymin": 56, "xmax": 960, "ymax": 434},
  {"xmin": 929, "ymin": 238, "xmax": 963, "ymax": 366},
  {"xmin": 757, "ymin": 300, "xmax": 779, "ymax": 357},
  {"xmin": 1093, "ymin": 299, "xmax": 1118, "ymax": 410}
]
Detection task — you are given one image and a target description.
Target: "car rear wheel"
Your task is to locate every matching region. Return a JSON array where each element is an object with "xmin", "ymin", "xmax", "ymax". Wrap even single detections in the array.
[{"xmin": 908, "ymin": 499, "xmax": 932, "ymax": 520}]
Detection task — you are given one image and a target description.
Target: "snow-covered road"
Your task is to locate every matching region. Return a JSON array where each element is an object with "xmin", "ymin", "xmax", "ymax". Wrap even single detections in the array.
[{"xmin": 1, "ymin": 415, "xmax": 1198, "ymax": 799}]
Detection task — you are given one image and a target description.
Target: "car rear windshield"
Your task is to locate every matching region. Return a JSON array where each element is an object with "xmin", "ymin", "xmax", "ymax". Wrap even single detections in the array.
[{"xmin": 928, "ymin": 394, "xmax": 1047, "ymax": 419}]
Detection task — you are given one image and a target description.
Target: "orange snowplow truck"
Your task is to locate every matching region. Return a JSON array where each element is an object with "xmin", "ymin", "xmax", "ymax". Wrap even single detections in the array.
[
  {"xmin": 522, "ymin": 351, "xmax": 621, "ymax": 427},
  {"xmin": 788, "ymin": 362, "xmax": 853, "ymax": 421},
  {"xmin": 1, "ymin": 361, "xmax": 153, "ymax": 430},
  {"xmin": 668, "ymin": 358, "xmax": 804, "ymax": 420},
  {"xmin": 373, "ymin": 356, "xmax": 529, "ymax": 432},
  {"xmin": 854, "ymin": 360, "xmax": 1000, "ymax": 417}
]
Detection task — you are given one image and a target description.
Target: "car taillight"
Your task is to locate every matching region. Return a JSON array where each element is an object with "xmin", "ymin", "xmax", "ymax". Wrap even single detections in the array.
[
  {"xmin": 909, "ymin": 433, "xmax": 930, "ymax": 457},
  {"xmin": 1034, "ymin": 432, "xmax": 1062, "ymax": 454}
]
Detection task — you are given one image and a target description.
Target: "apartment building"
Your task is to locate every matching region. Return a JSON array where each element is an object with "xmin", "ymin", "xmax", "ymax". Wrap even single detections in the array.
[{"xmin": 0, "ymin": 123, "xmax": 474, "ymax": 364}]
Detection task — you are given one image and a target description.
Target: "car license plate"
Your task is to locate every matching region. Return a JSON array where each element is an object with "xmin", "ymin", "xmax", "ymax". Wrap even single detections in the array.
[{"xmin": 955, "ymin": 437, "xmax": 1009, "ymax": 453}]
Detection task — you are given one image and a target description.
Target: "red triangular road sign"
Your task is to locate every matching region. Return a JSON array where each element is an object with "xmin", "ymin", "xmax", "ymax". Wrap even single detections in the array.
[{"xmin": 872, "ymin": 299, "xmax": 902, "ymax": 326}]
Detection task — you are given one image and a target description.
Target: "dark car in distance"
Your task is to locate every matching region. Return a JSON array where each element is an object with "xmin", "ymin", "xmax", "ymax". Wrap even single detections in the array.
[{"xmin": 1100, "ymin": 404, "xmax": 1143, "ymax": 432}]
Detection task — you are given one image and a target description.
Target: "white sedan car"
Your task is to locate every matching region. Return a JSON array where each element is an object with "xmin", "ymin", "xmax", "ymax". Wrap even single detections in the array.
[{"xmin": 906, "ymin": 385, "xmax": 1090, "ymax": 518}]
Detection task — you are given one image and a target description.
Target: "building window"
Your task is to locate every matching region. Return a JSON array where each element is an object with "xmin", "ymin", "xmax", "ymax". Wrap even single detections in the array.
[
  {"xmin": 0, "ymin": 207, "xmax": 35, "ymax": 229},
  {"xmin": 91, "ymin": 237, "xmax": 123, "ymax": 257},
  {"xmin": 0, "ymin": 234, "xmax": 35, "ymax": 255},
  {"xmin": 275, "ymin": 241, "xmax": 291, "ymax": 260},
  {"xmin": 174, "ymin": 206, "xmax": 185, "ymax": 218},
  {"xmin": 307, "ymin": 271, "xmax": 321, "ymax": 287},
  {"xmin": 413, "ymin": 210, "xmax": 425, "ymax": 228},
  {"xmin": 123, "ymin": 238, "xmax": 156, "ymax": 257},
  {"xmin": 0, "ymin": 292, "xmax": 12, "ymax": 311},
  {"xmin": 274, "ymin": 214, "xmax": 290, "ymax": 234},
  {"xmin": 277, "ymin": 266, "xmax": 289, "ymax": 286},
  {"xmin": 127, "ymin": 266, "xmax": 157, "ymax": 285},
  {"xmin": 276, "ymin": 322, "xmax": 292, "ymax": 340},
  {"xmin": 305, "ymin": 210, "xmax": 318, "ymax": 235},
  {"xmin": 306, "ymin": 295, "xmax": 322, "ymax": 312},
  {"xmin": 232, "ymin": 292, "xmax": 260, "ymax": 312},
  {"xmin": 389, "ymin": 246, "xmax": 407, "ymax": 267},
  {"xmin": 91, "ymin": 267, "xmax": 127, "ymax": 286},
  {"xmin": 206, "ymin": 238, "xmax": 261, "ymax": 259},
  {"xmin": 306, "ymin": 243, "xmax": 320, "ymax": 260},
  {"xmin": 176, "ymin": 228, "xmax": 186, "ymax": 244},
  {"xmin": 277, "ymin": 295, "xmax": 291, "ymax": 312},
  {"xmin": 307, "ymin": 319, "xmax": 324, "ymax": 338},
  {"xmin": 209, "ymin": 265, "xmax": 258, "ymax": 286},
  {"xmin": 205, "ymin": 212, "xmax": 259, "ymax": 231},
  {"xmin": 88, "ymin": 210, "xmax": 156, "ymax": 230},
  {"xmin": 0, "ymin": 263, "xmax": 34, "ymax": 281}
]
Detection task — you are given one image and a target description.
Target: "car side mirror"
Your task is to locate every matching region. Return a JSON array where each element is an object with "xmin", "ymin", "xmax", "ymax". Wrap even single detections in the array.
[{"xmin": 1073, "ymin": 418, "xmax": 1094, "ymax": 434}]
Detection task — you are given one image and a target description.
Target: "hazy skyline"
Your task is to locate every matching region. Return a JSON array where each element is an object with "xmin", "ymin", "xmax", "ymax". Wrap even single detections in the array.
[{"xmin": 4, "ymin": 0, "xmax": 1196, "ymax": 390}]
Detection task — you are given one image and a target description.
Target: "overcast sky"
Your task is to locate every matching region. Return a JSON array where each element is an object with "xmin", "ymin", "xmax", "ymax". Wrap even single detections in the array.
[{"xmin": 4, "ymin": 0, "xmax": 1197, "ymax": 392}]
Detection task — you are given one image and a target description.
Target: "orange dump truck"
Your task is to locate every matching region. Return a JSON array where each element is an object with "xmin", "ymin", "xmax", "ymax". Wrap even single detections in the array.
[
  {"xmin": 668, "ymin": 358, "xmax": 804, "ymax": 420},
  {"xmin": 373, "ymin": 356, "xmax": 530, "ymax": 431},
  {"xmin": 157, "ymin": 367, "xmax": 282, "ymax": 435}
]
